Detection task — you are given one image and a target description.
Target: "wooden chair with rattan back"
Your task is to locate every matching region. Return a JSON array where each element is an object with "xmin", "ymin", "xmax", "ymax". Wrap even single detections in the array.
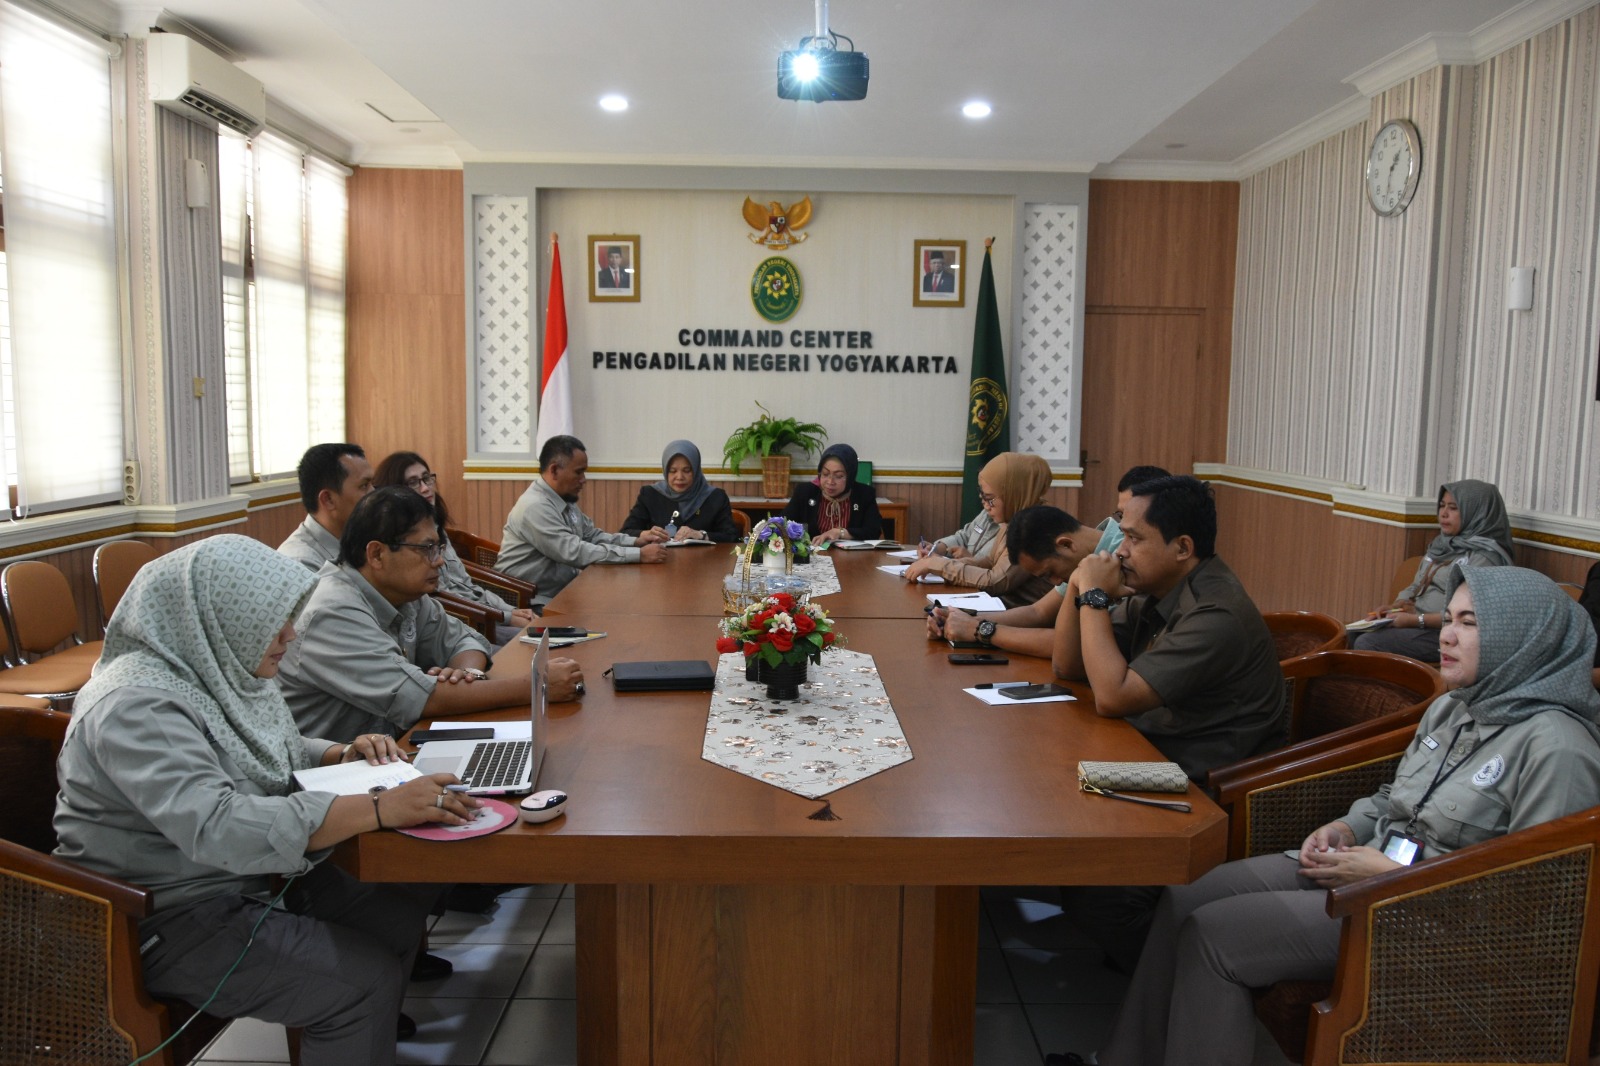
[
  {"xmin": 1214, "ymin": 728, "xmax": 1600, "ymax": 1063},
  {"xmin": 94, "ymin": 539, "xmax": 158, "ymax": 630},
  {"xmin": 443, "ymin": 528, "xmax": 537, "ymax": 608},
  {"xmin": 1263, "ymin": 611, "xmax": 1345, "ymax": 661},
  {"xmin": 731, "ymin": 508, "xmax": 752, "ymax": 537},
  {"xmin": 436, "ymin": 592, "xmax": 501, "ymax": 641},
  {"xmin": 1210, "ymin": 650, "xmax": 1444, "ymax": 801}
]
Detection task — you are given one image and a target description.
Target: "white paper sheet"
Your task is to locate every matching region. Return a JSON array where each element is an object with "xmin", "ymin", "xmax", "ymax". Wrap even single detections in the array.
[
  {"xmin": 877, "ymin": 563, "xmax": 944, "ymax": 583},
  {"xmin": 927, "ymin": 591, "xmax": 1007, "ymax": 612},
  {"xmin": 291, "ymin": 759, "xmax": 423, "ymax": 796},
  {"xmin": 421, "ymin": 719, "xmax": 533, "ymax": 740}
]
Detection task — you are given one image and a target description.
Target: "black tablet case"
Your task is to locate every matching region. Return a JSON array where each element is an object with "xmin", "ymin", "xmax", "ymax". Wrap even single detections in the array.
[{"xmin": 609, "ymin": 659, "xmax": 717, "ymax": 691}]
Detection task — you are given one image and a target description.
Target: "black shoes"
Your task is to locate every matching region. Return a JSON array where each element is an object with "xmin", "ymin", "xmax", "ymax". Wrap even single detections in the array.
[{"xmin": 409, "ymin": 951, "xmax": 453, "ymax": 982}]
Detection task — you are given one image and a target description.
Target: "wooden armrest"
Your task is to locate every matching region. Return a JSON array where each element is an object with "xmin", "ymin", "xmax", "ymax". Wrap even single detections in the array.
[
  {"xmin": 1324, "ymin": 805, "xmax": 1600, "ymax": 918},
  {"xmin": 1209, "ymin": 711, "xmax": 1426, "ymax": 797},
  {"xmin": 1309, "ymin": 805, "xmax": 1600, "ymax": 1064},
  {"xmin": 463, "ymin": 561, "xmax": 536, "ymax": 610},
  {"xmin": 1215, "ymin": 726, "xmax": 1416, "ymax": 861},
  {"xmin": 433, "ymin": 592, "xmax": 499, "ymax": 641},
  {"xmin": 0, "ymin": 836, "xmax": 151, "ymax": 916}
]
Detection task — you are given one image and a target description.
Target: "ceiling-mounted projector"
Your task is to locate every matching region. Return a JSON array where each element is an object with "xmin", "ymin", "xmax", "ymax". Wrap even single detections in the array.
[{"xmin": 778, "ymin": 37, "xmax": 869, "ymax": 102}]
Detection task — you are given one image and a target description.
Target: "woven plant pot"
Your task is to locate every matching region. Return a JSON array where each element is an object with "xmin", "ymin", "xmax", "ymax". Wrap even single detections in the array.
[{"xmin": 760, "ymin": 454, "xmax": 791, "ymax": 498}]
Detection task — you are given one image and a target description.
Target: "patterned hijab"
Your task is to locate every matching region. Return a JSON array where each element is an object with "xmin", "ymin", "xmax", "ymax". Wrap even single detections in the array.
[
  {"xmin": 980, "ymin": 452, "xmax": 1052, "ymax": 520},
  {"xmin": 69, "ymin": 535, "xmax": 318, "ymax": 794},
  {"xmin": 1428, "ymin": 479, "xmax": 1513, "ymax": 565},
  {"xmin": 1444, "ymin": 566, "xmax": 1600, "ymax": 742},
  {"xmin": 653, "ymin": 439, "xmax": 715, "ymax": 518}
]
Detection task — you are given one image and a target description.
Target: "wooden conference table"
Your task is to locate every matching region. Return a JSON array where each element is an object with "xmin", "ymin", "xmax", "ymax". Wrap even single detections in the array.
[{"xmin": 342, "ymin": 548, "xmax": 1226, "ymax": 1065}]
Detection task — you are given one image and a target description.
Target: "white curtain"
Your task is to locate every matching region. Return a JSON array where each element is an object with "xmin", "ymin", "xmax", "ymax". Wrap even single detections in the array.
[
  {"xmin": 0, "ymin": 1, "xmax": 123, "ymax": 514},
  {"xmin": 225, "ymin": 130, "xmax": 346, "ymax": 482}
]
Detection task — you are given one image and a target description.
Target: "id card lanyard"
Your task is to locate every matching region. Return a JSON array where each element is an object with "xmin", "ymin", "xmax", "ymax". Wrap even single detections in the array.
[{"xmin": 1402, "ymin": 721, "xmax": 1507, "ymax": 839}]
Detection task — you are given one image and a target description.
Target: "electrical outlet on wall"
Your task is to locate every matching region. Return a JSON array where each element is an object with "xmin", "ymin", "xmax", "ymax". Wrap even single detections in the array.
[{"xmin": 122, "ymin": 459, "xmax": 139, "ymax": 505}]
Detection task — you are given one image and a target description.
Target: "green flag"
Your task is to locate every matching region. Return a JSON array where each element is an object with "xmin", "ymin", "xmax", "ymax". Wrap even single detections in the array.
[{"xmin": 961, "ymin": 240, "xmax": 1010, "ymax": 522}]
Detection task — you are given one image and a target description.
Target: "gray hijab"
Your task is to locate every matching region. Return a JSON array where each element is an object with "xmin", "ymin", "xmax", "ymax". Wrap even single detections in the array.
[
  {"xmin": 652, "ymin": 439, "xmax": 715, "ymax": 519},
  {"xmin": 1428, "ymin": 479, "xmax": 1513, "ymax": 565},
  {"xmin": 68, "ymin": 535, "xmax": 318, "ymax": 794},
  {"xmin": 1444, "ymin": 566, "xmax": 1600, "ymax": 743}
]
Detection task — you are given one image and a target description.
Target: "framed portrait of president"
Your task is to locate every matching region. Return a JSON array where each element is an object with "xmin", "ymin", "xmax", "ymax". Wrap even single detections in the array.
[
  {"xmin": 913, "ymin": 239, "xmax": 965, "ymax": 307},
  {"xmin": 588, "ymin": 235, "xmax": 640, "ymax": 302}
]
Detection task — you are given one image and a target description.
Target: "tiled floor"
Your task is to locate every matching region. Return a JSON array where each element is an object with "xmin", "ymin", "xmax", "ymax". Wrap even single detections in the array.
[{"xmin": 193, "ymin": 884, "xmax": 1296, "ymax": 1066}]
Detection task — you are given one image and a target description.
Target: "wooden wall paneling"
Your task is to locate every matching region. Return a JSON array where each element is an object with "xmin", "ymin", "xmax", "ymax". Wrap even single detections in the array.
[
  {"xmin": 1212, "ymin": 484, "xmax": 1418, "ymax": 619},
  {"xmin": 1081, "ymin": 310, "xmax": 1204, "ymax": 520},
  {"xmin": 1082, "ymin": 180, "xmax": 1239, "ymax": 518},
  {"xmin": 345, "ymin": 168, "xmax": 471, "ymax": 541},
  {"xmin": 346, "ymin": 169, "xmax": 464, "ymax": 298}
]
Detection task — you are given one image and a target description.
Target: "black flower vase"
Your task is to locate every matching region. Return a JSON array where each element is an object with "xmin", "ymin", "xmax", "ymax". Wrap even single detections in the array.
[
  {"xmin": 757, "ymin": 659, "xmax": 809, "ymax": 701},
  {"xmin": 745, "ymin": 655, "xmax": 760, "ymax": 683}
]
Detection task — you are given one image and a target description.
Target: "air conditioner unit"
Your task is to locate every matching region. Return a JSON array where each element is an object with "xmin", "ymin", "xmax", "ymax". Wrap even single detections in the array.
[{"xmin": 147, "ymin": 33, "xmax": 267, "ymax": 138}]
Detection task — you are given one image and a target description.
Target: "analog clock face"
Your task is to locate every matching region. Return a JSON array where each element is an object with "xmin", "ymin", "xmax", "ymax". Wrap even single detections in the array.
[{"xmin": 1366, "ymin": 120, "xmax": 1421, "ymax": 216}]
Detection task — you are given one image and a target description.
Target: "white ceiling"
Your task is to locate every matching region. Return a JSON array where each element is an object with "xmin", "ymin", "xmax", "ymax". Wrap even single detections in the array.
[{"xmin": 94, "ymin": 0, "xmax": 1594, "ymax": 173}]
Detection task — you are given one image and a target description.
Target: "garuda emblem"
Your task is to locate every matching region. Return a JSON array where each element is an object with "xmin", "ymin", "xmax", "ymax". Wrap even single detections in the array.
[{"xmin": 742, "ymin": 195, "xmax": 813, "ymax": 249}]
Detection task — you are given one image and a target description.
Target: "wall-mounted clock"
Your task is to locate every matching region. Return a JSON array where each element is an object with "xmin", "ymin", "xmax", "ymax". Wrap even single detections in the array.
[{"xmin": 1365, "ymin": 118, "xmax": 1422, "ymax": 217}]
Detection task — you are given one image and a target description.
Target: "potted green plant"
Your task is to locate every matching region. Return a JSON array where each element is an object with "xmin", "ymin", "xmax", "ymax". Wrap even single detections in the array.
[{"xmin": 721, "ymin": 402, "xmax": 828, "ymax": 498}]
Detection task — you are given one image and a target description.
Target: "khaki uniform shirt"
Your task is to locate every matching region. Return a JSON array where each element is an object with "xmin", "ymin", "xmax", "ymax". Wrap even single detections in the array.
[
  {"xmin": 54, "ymin": 687, "xmax": 338, "ymax": 913},
  {"xmin": 1342, "ymin": 695, "xmax": 1600, "ymax": 860},
  {"xmin": 278, "ymin": 515, "xmax": 341, "ymax": 572},
  {"xmin": 277, "ymin": 563, "xmax": 490, "ymax": 739},
  {"xmin": 497, "ymin": 478, "xmax": 639, "ymax": 606},
  {"xmin": 1111, "ymin": 556, "xmax": 1287, "ymax": 780}
]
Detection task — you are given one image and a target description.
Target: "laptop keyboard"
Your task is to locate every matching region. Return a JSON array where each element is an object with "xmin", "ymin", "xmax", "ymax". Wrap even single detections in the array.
[{"xmin": 462, "ymin": 740, "xmax": 531, "ymax": 788}]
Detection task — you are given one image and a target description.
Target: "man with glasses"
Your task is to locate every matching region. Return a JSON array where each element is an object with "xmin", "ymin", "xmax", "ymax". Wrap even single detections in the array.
[
  {"xmin": 279, "ymin": 442, "xmax": 375, "ymax": 571},
  {"xmin": 279, "ymin": 487, "xmax": 582, "ymax": 741}
]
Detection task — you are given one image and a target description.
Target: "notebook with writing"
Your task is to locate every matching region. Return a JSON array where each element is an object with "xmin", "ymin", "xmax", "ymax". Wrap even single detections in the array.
[{"xmin": 411, "ymin": 635, "xmax": 549, "ymax": 795}]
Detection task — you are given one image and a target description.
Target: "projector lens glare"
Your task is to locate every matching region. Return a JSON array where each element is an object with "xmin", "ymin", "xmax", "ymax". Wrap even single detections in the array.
[{"xmin": 793, "ymin": 53, "xmax": 821, "ymax": 82}]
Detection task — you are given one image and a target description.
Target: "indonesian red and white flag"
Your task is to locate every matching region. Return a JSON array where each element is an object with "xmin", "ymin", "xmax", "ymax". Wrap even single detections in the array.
[{"xmin": 535, "ymin": 235, "xmax": 574, "ymax": 450}]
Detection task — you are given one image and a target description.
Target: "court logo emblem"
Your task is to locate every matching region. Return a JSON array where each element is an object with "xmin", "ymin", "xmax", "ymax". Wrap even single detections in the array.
[
  {"xmin": 1472, "ymin": 755, "xmax": 1504, "ymax": 787},
  {"xmin": 965, "ymin": 378, "xmax": 1008, "ymax": 455},
  {"xmin": 751, "ymin": 257, "xmax": 803, "ymax": 323}
]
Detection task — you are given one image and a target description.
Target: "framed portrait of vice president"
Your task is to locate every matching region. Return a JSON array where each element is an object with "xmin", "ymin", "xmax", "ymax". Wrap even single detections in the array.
[
  {"xmin": 913, "ymin": 239, "xmax": 965, "ymax": 307},
  {"xmin": 589, "ymin": 235, "xmax": 640, "ymax": 302}
]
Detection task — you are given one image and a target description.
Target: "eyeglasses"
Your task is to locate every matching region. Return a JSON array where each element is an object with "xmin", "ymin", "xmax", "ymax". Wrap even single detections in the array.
[
  {"xmin": 388, "ymin": 540, "xmax": 444, "ymax": 562},
  {"xmin": 405, "ymin": 473, "xmax": 438, "ymax": 490},
  {"xmin": 978, "ymin": 492, "xmax": 998, "ymax": 506}
]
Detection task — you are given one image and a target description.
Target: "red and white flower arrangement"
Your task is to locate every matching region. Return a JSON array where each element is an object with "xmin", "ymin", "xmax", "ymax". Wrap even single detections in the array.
[{"xmin": 716, "ymin": 591, "xmax": 841, "ymax": 667}]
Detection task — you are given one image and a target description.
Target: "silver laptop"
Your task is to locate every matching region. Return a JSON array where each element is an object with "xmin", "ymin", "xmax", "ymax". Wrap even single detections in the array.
[{"xmin": 411, "ymin": 634, "xmax": 548, "ymax": 795}]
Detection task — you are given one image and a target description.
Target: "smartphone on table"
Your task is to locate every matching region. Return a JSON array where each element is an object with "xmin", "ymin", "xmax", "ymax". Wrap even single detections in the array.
[{"xmin": 996, "ymin": 683, "xmax": 1071, "ymax": 700}]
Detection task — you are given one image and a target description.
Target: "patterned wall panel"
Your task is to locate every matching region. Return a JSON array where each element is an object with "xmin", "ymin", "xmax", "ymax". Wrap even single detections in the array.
[
  {"xmin": 1232, "ymin": 6, "xmax": 1600, "ymax": 524},
  {"xmin": 1440, "ymin": 9, "xmax": 1600, "ymax": 518},
  {"xmin": 472, "ymin": 195, "xmax": 533, "ymax": 454},
  {"xmin": 1015, "ymin": 204, "xmax": 1079, "ymax": 461}
]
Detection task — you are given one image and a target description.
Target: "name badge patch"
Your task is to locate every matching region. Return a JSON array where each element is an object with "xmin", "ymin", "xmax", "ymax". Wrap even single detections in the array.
[{"xmin": 1472, "ymin": 754, "xmax": 1505, "ymax": 787}]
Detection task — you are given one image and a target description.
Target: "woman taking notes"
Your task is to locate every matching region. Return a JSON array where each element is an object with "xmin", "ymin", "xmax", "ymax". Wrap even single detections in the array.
[
  {"xmin": 1353, "ymin": 479, "xmax": 1513, "ymax": 662},
  {"xmin": 901, "ymin": 451, "xmax": 1054, "ymax": 605},
  {"xmin": 53, "ymin": 536, "xmax": 477, "ymax": 1065},
  {"xmin": 783, "ymin": 442, "xmax": 883, "ymax": 546},
  {"xmin": 621, "ymin": 439, "xmax": 740, "ymax": 543},
  {"xmin": 1052, "ymin": 566, "xmax": 1600, "ymax": 1066}
]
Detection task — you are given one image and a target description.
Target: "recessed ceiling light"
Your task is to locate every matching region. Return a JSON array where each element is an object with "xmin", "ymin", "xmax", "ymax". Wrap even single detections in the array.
[
  {"xmin": 599, "ymin": 94, "xmax": 629, "ymax": 112},
  {"xmin": 962, "ymin": 101, "xmax": 992, "ymax": 119}
]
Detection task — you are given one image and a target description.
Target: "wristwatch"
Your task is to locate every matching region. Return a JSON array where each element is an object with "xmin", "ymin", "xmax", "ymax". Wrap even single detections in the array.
[
  {"xmin": 1075, "ymin": 588, "xmax": 1112, "ymax": 611},
  {"xmin": 462, "ymin": 667, "xmax": 489, "ymax": 680},
  {"xmin": 976, "ymin": 620, "xmax": 998, "ymax": 646}
]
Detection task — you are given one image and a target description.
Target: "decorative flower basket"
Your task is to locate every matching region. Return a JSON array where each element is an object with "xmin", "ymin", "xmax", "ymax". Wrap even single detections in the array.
[{"xmin": 718, "ymin": 591, "xmax": 841, "ymax": 701}]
